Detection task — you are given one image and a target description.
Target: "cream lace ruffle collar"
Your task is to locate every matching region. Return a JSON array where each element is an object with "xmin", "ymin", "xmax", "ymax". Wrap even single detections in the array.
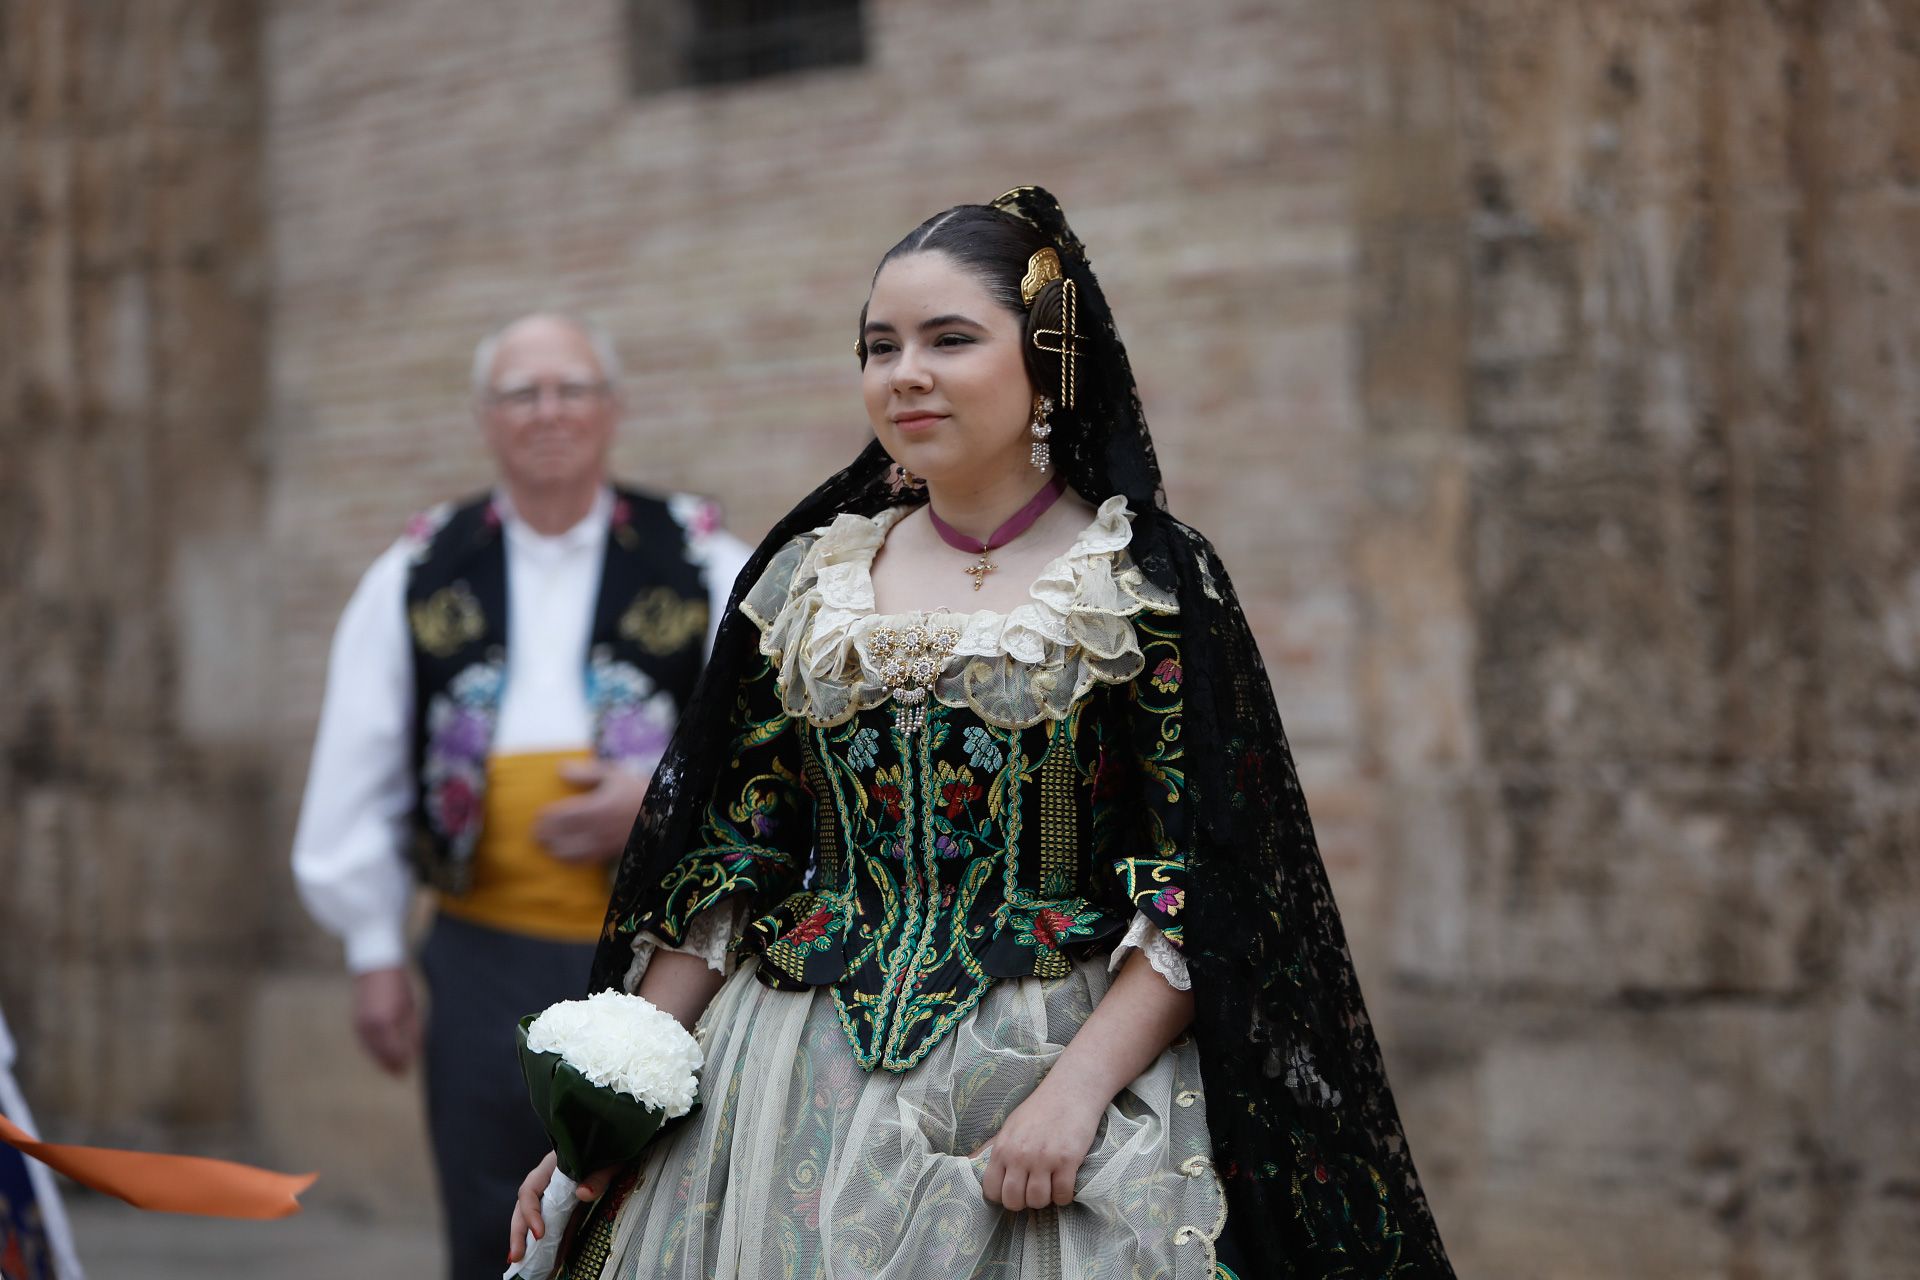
[{"xmin": 740, "ymin": 495, "xmax": 1178, "ymax": 729}]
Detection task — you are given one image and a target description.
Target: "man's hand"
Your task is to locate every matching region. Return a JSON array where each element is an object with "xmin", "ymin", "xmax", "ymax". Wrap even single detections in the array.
[
  {"xmin": 351, "ymin": 966, "xmax": 420, "ymax": 1075},
  {"xmin": 507, "ymin": 1150, "xmax": 620, "ymax": 1264},
  {"xmin": 532, "ymin": 760, "xmax": 649, "ymax": 864}
]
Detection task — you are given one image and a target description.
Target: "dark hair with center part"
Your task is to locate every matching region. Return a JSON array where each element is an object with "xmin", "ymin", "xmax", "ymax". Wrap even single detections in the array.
[
  {"xmin": 857, "ymin": 204, "xmax": 1068, "ymax": 398},
  {"xmin": 876, "ymin": 204, "xmax": 1047, "ymax": 313}
]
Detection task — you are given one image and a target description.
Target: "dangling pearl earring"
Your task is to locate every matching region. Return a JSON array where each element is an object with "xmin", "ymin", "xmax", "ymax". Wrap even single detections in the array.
[{"xmin": 1028, "ymin": 395, "xmax": 1054, "ymax": 470}]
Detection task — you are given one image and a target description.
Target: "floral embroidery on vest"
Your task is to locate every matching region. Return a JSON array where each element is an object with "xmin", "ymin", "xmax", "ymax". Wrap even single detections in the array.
[
  {"xmin": 587, "ymin": 647, "xmax": 678, "ymax": 773},
  {"xmin": 421, "ymin": 659, "xmax": 504, "ymax": 860}
]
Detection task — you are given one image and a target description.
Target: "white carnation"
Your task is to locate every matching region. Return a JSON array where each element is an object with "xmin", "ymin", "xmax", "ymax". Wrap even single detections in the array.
[{"xmin": 524, "ymin": 990, "xmax": 703, "ymax": 1118}]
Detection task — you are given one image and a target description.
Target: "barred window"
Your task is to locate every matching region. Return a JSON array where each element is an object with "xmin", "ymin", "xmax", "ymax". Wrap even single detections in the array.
[{"xmin": 628, "ymin": 0, "xmax": 866, "ymax": 94}]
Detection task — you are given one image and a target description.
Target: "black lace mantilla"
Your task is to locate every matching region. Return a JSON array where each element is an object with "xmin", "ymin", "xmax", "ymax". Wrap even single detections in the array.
[{"xmin": 594, "ymin": 187, "xmax": 1453, "ymax": 1277}]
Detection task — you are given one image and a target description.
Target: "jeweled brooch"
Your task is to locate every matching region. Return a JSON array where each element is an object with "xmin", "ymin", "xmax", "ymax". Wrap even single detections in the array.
[{"xmin": 868, "ymin": 619, "xmax": 959, "ymax": 736}]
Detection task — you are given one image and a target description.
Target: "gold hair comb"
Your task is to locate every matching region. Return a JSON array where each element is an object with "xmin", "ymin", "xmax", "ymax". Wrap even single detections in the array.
[{"xmin": 1020, "ymin": 248, "xmax": 1063, "ymax": 307}]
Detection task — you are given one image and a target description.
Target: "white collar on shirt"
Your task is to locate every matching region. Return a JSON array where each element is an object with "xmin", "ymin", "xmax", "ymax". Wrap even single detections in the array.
[{"xmin": 491, "ymin": 485, "xmax": 614, "ymax": 554}]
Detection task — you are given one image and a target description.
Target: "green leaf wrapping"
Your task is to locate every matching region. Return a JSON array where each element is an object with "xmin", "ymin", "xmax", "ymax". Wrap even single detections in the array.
[{"xmin": 516, "ymin": 1016, "xmax": 673, "ymax": 1182}]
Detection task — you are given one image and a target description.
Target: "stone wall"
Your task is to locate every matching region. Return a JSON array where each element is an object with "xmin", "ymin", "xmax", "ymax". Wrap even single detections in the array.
[
  {"xmin": 0, "ymin": 0, "xmax": 272, "ymax": 1147},
  {"xmin": 1357, "ymin": 1, "xmax": 1919, "ymax": 1275}
]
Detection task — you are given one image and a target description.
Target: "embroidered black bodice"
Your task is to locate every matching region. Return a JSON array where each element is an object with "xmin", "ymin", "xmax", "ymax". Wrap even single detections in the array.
[{"xmin": 621, "ymin": 500, "xmax": 1191, "ymax": 1072}]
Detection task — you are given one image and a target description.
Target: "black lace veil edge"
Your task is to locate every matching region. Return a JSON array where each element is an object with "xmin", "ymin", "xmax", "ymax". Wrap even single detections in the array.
[{"xmin": 591, "ymin": 189, "xmax": 1453, "ymax": 1278}]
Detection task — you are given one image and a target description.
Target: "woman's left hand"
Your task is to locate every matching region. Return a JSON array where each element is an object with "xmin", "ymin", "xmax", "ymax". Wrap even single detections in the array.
[{"xmin": 978, "ymin": 1078, "xmax": 1105, "ymax": 1212}]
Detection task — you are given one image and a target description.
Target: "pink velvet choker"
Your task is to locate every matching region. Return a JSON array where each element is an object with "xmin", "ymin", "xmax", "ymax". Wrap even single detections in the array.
[{"xmin": 925, "ymin": 472, "xmax": 1069, "ymax": 591}]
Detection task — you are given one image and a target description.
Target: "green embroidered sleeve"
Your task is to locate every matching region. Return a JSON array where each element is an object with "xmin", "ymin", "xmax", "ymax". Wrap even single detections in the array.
[
  {"xmin": 640, "ymin": 654, "xmax": 814, "ymax": 946},
  {"xmin": 1107, "ymin": 611, "xmax": 1191, "ymax": 948}
]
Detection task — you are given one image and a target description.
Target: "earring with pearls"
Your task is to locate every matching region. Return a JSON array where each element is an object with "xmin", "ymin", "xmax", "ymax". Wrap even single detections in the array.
[{"xmin": 1028, "ymin": 396, "xmax": 1054, "ymax": 470}]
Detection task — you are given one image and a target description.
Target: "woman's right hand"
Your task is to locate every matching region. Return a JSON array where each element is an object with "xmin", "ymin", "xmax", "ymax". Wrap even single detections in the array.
[{"xmin": 507, "ymin": 1151, "xmax": 620, "ymax": 1264}]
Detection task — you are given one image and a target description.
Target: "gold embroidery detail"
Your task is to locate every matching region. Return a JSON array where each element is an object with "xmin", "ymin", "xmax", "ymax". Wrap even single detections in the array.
[
  {"xmin": 803, "ymin": 733, "xmax": 842, "ymax": 889},
  {"xmin": 1170, "ymin": 1149, "xmax": 1231, "ymax": 1270},
  {"xmin": 1028, "ymin": 1206, "xmax": 1062, "ymax": 1270},
  {"xmin": 619, "ymin": 586, "xmax": 709, "ymax": 656},
  {"xmin": 558, "ymin": 1186, "xmax": 621, "ymax": 1279},
  {"xmin": 1176, "ymin": 1088, "xmax": 1200, "ymax": 1108},
  {"xmin": 1037, "ymin": 722, "xmax": 1077, "ymax": 897},
  {"xmin": 408, "ymin": 582, "xmax": 485, "ymax": 658}
]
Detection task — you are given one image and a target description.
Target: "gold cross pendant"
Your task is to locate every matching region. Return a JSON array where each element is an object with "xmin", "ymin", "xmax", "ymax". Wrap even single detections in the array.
[{"xmin": 963, "ymin": 554, "xmax": 997, "ymax": 590}]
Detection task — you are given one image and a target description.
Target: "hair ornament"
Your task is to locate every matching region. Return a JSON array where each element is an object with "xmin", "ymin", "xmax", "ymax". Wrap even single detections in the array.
[
  {"xmin": 991, "ymin": 185, "xmax": 1088, "ymax": 261},
  {"xmin": 992, "ymin": 186, "xmax": 1045, "ymax": 229},
  {"xmin": 1020, "ymin": 248, "xmax": 1063, "ymax": 307},
  {"xmin": 1030, "ymin": 272, "xmax": 1083, "ymax": 411}
]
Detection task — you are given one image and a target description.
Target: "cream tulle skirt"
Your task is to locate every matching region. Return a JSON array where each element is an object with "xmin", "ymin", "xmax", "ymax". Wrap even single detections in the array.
[{"xmin": 571, "ymin": 957, "xmax": 1227, "ymax": 1280}]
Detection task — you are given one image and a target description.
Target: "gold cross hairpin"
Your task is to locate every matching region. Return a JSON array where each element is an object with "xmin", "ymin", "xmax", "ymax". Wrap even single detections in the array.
[{"xmin": 1030, "ymin": 276, "xmax": 1083, "ymax": 411}]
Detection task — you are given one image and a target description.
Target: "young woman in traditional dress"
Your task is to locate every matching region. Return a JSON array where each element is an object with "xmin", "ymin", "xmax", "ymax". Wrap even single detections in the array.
[{"xmin": 509, "ymin": 187, "xmax": 1453, "ymax": 1280}]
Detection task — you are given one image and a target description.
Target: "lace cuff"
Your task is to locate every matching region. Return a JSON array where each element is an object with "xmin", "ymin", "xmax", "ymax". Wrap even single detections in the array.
[
  {"xmin": 622, "ymin": 900, "xmax": 749, "ymax": 992},
  {"xmin": 1108, "ymin": 913, "xmax": 1190, "ymax": 992}
]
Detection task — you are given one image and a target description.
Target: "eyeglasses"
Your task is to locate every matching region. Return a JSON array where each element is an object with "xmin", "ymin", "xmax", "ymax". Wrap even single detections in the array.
[{"xmin": 485, "ymin": 380, "xmax": 611, "ymax": 417}]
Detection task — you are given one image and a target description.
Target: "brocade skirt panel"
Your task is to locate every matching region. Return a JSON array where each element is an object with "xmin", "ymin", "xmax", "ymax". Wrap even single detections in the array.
[{"xmin": 566, "ymin": 957, "xmax": 1228, "ymax": 1280}]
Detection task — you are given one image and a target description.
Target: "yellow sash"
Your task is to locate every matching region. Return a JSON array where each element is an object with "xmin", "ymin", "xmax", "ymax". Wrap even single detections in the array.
[{"xmin": 435, "ymin": 749, "xmax": 612, "ymax": 942}]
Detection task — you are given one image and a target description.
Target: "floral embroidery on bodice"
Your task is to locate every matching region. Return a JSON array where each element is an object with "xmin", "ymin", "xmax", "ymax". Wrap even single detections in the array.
[{"xmin": 623, "ymin": 498, "xmax": 1193, "ymax": 1072}]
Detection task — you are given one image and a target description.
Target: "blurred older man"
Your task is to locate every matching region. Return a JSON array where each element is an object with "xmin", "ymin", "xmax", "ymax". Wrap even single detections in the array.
[{"xmin": 292, "ymin": 313, "xmax": 749, "ymax": 1278}]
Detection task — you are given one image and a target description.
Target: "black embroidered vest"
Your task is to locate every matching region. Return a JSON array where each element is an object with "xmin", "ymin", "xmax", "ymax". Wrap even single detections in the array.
[{"xmin": 403, "ymin": 488, "xmax": 711, "ymax": 895}]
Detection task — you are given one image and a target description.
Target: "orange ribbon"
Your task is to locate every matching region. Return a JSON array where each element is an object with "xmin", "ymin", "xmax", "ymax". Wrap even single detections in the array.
[{"xmin": 0, "ymin": 1113, "xmax": 315, "ymax": 1219}]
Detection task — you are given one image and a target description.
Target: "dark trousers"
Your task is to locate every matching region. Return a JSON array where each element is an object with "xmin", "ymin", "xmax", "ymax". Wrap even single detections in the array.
[{"xmin": 420, "ymin": 914, "xmax": 596, "ymax": 1280}]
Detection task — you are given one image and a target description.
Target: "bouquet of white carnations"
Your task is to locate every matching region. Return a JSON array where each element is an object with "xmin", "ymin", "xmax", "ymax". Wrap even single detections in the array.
[{"xmin": 504, "ymin": 989, "xmax": 703, "ymax": 1280}]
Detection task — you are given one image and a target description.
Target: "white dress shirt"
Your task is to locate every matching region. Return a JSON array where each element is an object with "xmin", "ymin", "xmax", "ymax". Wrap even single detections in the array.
[{"xmin": 291, "ymin": 488, "xmax": 751, "ymax": 972}]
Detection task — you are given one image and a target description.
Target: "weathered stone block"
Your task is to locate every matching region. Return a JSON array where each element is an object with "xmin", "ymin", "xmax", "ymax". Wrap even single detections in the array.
[
  {"xmin": 16, "ymin": 957, "xmax": 250, "ymax": 1138},
  {"xmin": 1830, "ymin": 997, "xmax": 1920, "ymax": 1270},
  {"xmin": 1473, "ymin": 1003, "xmax": 1845, "ymax": 1278},
  {"xmin": 152, "ymin": 261, "xmax": 266, "ymax": 434},
  {"xmin": 1484, "ymin": 780, "xmax": 1832, "ymax": 996},
  {"xmin": 68, "ymin": 133, "xmax": 152, "ymax": 274},
  {"xmin": 152, "ymin": 0, "xmax": 260, "ymax": 127},
  {"xmin": 1815, "ymin": 0, "xmax": 1920, "ymax": 194},
  {"xmin": 150, "ymin": 127, "xmax": 261, "ymax": 272},
  {"xmin": 1470, "ymin": 234, "xmax": 1582, "ymax": 367},
  {"xmin": 1471, "ymin": 443, "xmax": 1726, "ymax": 767},
  {"xmin": 1381, "ymin": 780, "xmax": 1494, "ymax": 985}
]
